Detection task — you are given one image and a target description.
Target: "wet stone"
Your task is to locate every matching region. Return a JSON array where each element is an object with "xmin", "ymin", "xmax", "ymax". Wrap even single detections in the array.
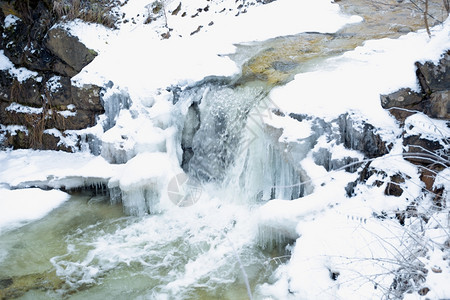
[
  {"xmin": 271, "ymin": 60, "xmax": 299, "ymax": 72},
  {"xmin": 0, "ymin": 278, "xmax": 13, "ymax": 289}
]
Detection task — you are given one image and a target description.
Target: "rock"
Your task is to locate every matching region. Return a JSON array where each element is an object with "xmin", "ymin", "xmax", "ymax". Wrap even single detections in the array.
[
  {"xmin": 0, "ymin": 0, "xmax": 105, "ymax": 152},
  {"xmin": 44, "ymin": 75, "xmax": 72, "ymax": 107},
  {"xmin": 381, "ymin": 51, "xmax": 450, "ymax": 122},
  {"xmin": 418, "ymin": 287, "xmax": 430, "ymax": 296},
  {"xmin": 51, "ymin": 60, "xmax": 78, "ymax": 77},
  {"xmin": 380, "ymin": 88, "xmax": 423, "ymax": 109},
  {"xmin": 416, "ymin": 50, "xmax": 450, "ymax": 93},
  {"xmin": 71, "ymin": 84, "xmax": 103, "ymax": 112},
  {"xmin": 1, "ymin": 14, "xmax": 29, "ymax": 66},
  {"xmin": 403, "ymin": 135, "xmax": 444, "ymax": 166},
  {"xmin": 47, "ymin": 109, "xmax": 98, "ymax": 130},
  {"xmin": 384, "ymin": 173, "xmax": 405, "ymax": 197},
  {"xmin": 420, "ymin": 167, "xmax": 436, "ymax": 191},
  {"xmin": 45, "ymin": 26, "xmax": 97, "ymax": 73},
  {"xmin": 10, "ymin": 78, "xmax": 43, "ymax": 106},
  {"xmin": 2, "ymin": 2, "xmax": 55, "ymax": 72},
  {"xmin": 0, "ymin": 128, "xmax": 29, "ymax": 149},
  {"xmin": 426, "ymin": 90, "xmax": 449, "ymax": 119},
  {"xmin": 0, "ymin": 70, "xmax": 14, "ymax": 102},
  {"xmin": 41, "ymin": 132, "xmax": 73, "ymax": 151},
  {"xmin": 338, "ymin": 113, "xmax": 390, "ymax": 158},
  {"xmin": 380, "ymin": 88, "xmax": 425, "ymax": 122}
]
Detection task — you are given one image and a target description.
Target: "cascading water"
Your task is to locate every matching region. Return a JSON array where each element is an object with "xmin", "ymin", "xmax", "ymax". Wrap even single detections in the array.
[{"xmin": 177, "ymin": 78, "xmax": 314, "ymax": 203}]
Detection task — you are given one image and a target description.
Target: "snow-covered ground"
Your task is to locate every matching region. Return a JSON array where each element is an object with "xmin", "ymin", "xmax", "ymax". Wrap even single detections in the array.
[{"xmin": 1, "ymin": 0, "xmax": 449, "ymax": 298}]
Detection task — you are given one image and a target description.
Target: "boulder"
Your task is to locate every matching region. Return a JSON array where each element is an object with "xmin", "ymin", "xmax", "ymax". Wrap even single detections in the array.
[
  {"xmin": 71, "ymin": 84, "xmax": 103, "ymax": 112},
  {"xmin": 0, "ymin": 128, "xmax": 29, "ymax": 149},
  {"xmin": 380, "ymin": 88, "xmax": 423, "ymax": 109},
  {"xmin": 426, "ymin": 90, "xmax": 449, "ymax": 119},
  {"xmin": 415, "ymin": 50, "xmax": 450, "ymax": 93},
  {"xmin": 44, "ymin": 75, "xmax": 72, "ymax": 107},
  {"xmin": 45, "ymin": 26, "xmax": 97, "ymax": 73},
  {"xmin": 381, "ymin": 51, "xmax": 450, "ymax": 121},
  {"xmin": 46, "ymin": 108, "xmax": 98, "ymax": 130}
]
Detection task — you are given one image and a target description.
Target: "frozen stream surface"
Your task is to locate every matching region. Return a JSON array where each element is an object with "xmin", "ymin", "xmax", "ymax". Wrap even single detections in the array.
[{"xmin": 1, "ymin": 0, "xmax": 450, "ymax": 299}]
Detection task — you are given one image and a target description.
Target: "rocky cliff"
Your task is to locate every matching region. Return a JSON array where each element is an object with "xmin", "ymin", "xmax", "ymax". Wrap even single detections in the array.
[{"xmin": 0, "ymin": 0, "xmax": 103, "ymax": 151}]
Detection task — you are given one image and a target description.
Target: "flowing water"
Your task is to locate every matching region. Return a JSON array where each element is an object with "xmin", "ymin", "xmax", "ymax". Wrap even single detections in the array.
[{"xmin": 0, "ymin": 0, "xmax": 447, "ymax": 298}]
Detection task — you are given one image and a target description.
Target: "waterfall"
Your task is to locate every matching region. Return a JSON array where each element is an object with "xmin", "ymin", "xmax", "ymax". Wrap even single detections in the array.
[{"xmin": 97, "ymin": 75, "xmax": 322, "ymax": 216}]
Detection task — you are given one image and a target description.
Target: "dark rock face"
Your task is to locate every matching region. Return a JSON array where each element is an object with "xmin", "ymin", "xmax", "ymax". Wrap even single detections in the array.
[
  {"xmin": 0, "ymin": 2, "xmax": 103, "ymax": 151},
  {"xmin": 415, "ymin": 50, "xmax": 450, "ymax": 93},
  {"xmin": 381, "ymin": 50, "xmax": 450, "ymax": 121},
  {"xmin": 338, "ymin": 113, "xmax": 390, "ymax": 158}
]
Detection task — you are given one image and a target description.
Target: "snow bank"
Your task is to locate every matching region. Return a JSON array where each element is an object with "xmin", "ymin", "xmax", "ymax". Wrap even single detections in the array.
[
  {"xmin": 0, "ymin": 187, "xmax": 69, "ymax": 233},
  {"xmin": 0, "ymin": 150, "xmax": 118, "ymax": 189}
]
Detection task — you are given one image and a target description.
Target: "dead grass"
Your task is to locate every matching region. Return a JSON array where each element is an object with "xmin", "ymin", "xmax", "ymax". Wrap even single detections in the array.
[{"xmin": 52, "ymin": 0, "xmax": 117, "ymax": 28}]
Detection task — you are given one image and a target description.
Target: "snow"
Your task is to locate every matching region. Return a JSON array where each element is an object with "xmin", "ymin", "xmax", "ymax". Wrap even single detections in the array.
[
  {"xmin": 0, "ymin": 149, "xmax": 119, "ymax": 189},
  {"xmin": 108, "ymin": 151, "xmax": 183, "ymax": 214},
  {"xmin": 263, "ymin": 114, "xmax": 313, "ymax": 142},
  {"xmin": 0, "ymin": 187, "xmax": 69, "ymax": 234},
  {"xmin": 0, "ymin": 50, "xmax": 40, "ymax": 82},
  {"xmin": 6, "ymin": 102, "xmax": 43, "ymax": 114},
  {"xmin": 43, "ymin": 128, "xmax": 79, "ymax": 150},
  {"xmin": 57, "ymin": 109, "xmax": 77, "ymax": 118},
  {"xmin": 404, "ymin": 112, "xmax": 450, "ymax": 144},
  {"xmin": 3, "ymin": 14, "xmax": 20, "ymax": 28},
  {"xmin": 0, "ymin": 124, "xmax": 28, "ymax": 136},
  {"xmin": 46, "ymin": 75, "xmax": 63, "ymax": 93}
]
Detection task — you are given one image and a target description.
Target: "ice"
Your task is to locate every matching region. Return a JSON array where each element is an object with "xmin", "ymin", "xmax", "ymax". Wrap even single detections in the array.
[
  {"xmin": 101, "ymin": 87, "xmax": 132, "ymax": 131},
  {"xmin": 108, "ymin": 152, "xmax": 183, "ymax": 215},
  {"xmin": 100, "ymin": 109, "xmax": 169, "ymax": 164},
  {"xmin": 0, "ymin": 187, "xmax": 69, "ymax": 233},
  {"xmin": 0, "ymin": 149, "xmax": 119, "ymax": 189},
  {"xmin": 186, "ymin": 82, "xmax": 266, "ymax": 181}
]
